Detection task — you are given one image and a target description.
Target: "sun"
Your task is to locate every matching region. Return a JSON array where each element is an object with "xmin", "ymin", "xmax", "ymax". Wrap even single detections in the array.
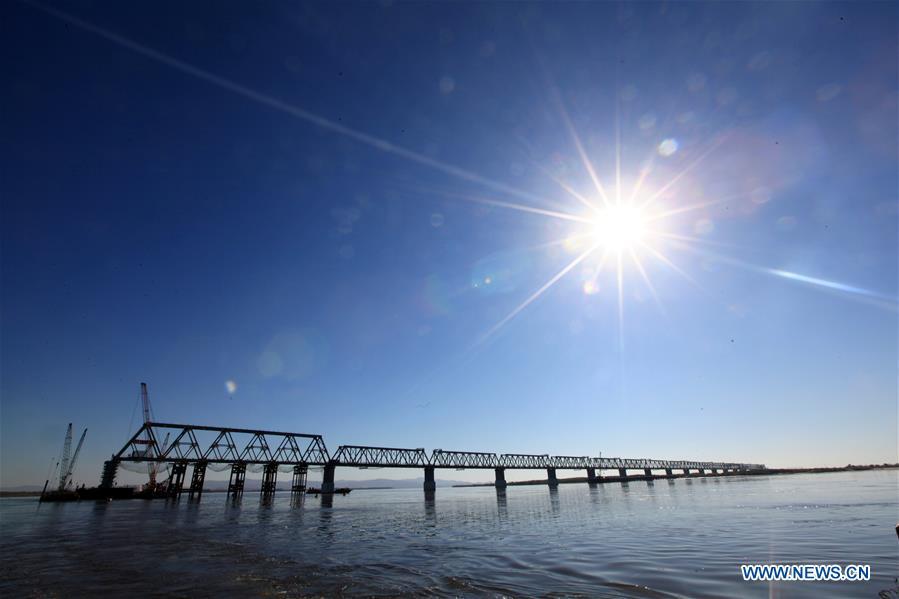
[{"xmin": 590, "ymin": 203, "xmax": 648, "ymax": 252}]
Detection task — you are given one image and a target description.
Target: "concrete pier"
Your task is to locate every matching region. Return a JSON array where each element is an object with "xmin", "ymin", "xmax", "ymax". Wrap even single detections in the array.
[
  {"xmin": 586, "ymin": 467, "xmax": 597, "ymax": 483},
  {"xmin": 227, "ymin": 463, "xmax": 246, "ymax": 497},
  {"xmin": 698, "ymin": 468, "xmax": 705, "ymax": 475},
  {"xmin": 618, "ymin": 468, "xmax": 627, "ymax": 478},
  {"xmin": 494, "ymin": 467, "xmax": 507, "ymax": 488},
  {"xmin": 711, "ymin": 468, "xmax": 718, "ymax": 474},
  {"xmin": 423, "ymin": 466, "xmax": 436, "ymax": 492},
  {"xmin": 189, "ymin": 461, "xmax": 206, "ymax": 498},
  {"xmin": 261, "ymin": 462, "xmax": 278, "ymax": 498},
  {"xmin": 321, "ymin": 463, "xmax": 336, "ymax": 493},
  {"xmin": 291, "ymin": 464, "xmax": 307, "ymax": 494},
  {"xmin": 546, "ymin": 468, "xmax": 558, "ymax": 486},
  {"xmin": 683, "ymin": 468, "xmax": 690, "ymax": 476},
  {"xmin": 643, "ymin": 468, "xmax": 652, "ymax": 478},
  {"xmin": 664, "ymin": 468, "xmax": 673, "ymax": 477},
  {"xmin": 168, "ymin": 461, "xmax": 187, "ymax": 497},
  {"xmin": 100, "ymin": 459, "xmax": 119, "ymax": 490}
]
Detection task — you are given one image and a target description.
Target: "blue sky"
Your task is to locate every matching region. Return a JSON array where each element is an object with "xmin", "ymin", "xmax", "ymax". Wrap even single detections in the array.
[{"xmin": 1, "ymin": 1, "xmax": 896, "ymax": 487}]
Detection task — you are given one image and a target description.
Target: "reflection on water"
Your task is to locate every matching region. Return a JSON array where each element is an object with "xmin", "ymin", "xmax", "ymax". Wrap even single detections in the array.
[{"xmin": 1, "ymin": 470, "xmax": 896, "ymax": 598}]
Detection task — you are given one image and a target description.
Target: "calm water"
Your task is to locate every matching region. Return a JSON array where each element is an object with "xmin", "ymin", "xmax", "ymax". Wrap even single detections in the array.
[{"xmin": 1, "ymin": 470, "xmax": 896, "ymax": 597}]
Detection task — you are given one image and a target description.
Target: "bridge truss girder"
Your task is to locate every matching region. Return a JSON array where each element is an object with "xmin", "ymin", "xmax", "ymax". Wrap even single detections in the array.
[
  {"xmin": 431, "ymin": 450, "xmax": 498, "ymax": 469},
  {"xmin": 499, "ymin": 454, "xmax": 549, "ymax": 468},
  {"xmin": 115, "ymin": 422, "xmax": 330, "ymax": 465},
  {"xmin": 332, "ymin": 445, "xmax": 429, "ymax": 468},
  {"xmin": 108, "ymin": 422, "xmax": 764, "ymax": 476}
]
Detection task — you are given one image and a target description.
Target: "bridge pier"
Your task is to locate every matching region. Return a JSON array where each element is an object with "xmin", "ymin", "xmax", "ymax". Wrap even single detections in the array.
[
  {"xmin": 698, "ymin": 468, "xmax": 705, "ymax": 475},
  {"xmin": 494, "ymin": 467, "xmax": 507, "ymax": 489},
  {"xmin": 423, "ymin": 466, "xmax": 436, "ymax": 492},
  {"xmin": 618, "ymin": 468, "xmax": 627, "ymax": 478},
  {"xmin": 586, "ymin": 467, "xmax": 597, "ymax": 483},
  {"xmin": 322, "ymin": 463, "xmax": 336, "ymax": 493},
  {"xmin": 546, "ymin": 468, "xmax": 558, "ymax": 486},
  {"xmin": 711, "ymin": 468, "xmax": 718, "ymax": 475},
  {"xmin": 292, "ymin": 464, "xmax": 308, "ymax": 495},
  {"xmin": 665, "ymin": 468, "xmax": 673, "ymax": 477},
  {"xmin": 643, "ymin": 468, "xmax": 652, "ymax": 478},
  {"xmin": 169, "ymin": 461, "xmax": 187, "ymax": 497},
  {"xmin": 228, "ymin": 463, "xmax": 246, "ymax": 497},
  {"xmin": 683, "ymin": 468, "xmax": 690, "ymax": 476},
  {"xmin": 100, "ymin": 458, "xmax": 119, "ymax": 489},
  {"xmin": 189, "ymin": 461, "xmax": 207, "ymax": 498},
  {"xmin": 261, "ymin": 462, "xmax": 278, "ymax": 498}
]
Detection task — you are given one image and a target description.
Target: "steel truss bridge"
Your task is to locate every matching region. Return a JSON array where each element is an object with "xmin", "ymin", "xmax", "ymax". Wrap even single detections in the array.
[{"xmin": 101, "ymin": 422, "xmax": 765, "ymax": 498}]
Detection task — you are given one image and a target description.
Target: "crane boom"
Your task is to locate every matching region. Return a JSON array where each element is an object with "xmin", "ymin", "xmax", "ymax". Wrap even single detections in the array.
[
  {"xmin": 61, "ymin": 428, "xmax": 88, "ymax": 491},
  {"xmin": 149, "ymin": 432, "xmax": 170, "ymax": 486},
  {"xmin": 57, "ymin": 423, "xmax": 73, "ymax": 492},
  {"xmin": 139, "ymin": 382, "xmax": 160, "ymax": 488},
  {"xmin": 141, "ymin": 382, "xmax": 152, "ymax": 425}
]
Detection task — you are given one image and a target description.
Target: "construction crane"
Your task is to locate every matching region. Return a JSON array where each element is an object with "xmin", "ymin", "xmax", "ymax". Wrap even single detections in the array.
[
  {"xmin": 59, "ymin": 426, "xmax": 87, "ymax": 491},
  {"xmin": 56, "ymin": 423, "xmax": 73, "ymax": 490},
  {"xmin": 132, "ymin": 382, "xmax": 165, "ymax": 489},
  {"xmin": 41, "ymin": 423, "xmax": 88, "ymax": 499},
  {"xmin": 153, "ymin": 432, "xmax": 171, "ymax": 486}
]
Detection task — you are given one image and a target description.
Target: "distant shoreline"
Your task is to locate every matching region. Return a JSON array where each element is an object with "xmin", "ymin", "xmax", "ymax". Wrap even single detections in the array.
[{"xmin": 3, "ymin": 464, "xmax": 895, "ymax": 497}]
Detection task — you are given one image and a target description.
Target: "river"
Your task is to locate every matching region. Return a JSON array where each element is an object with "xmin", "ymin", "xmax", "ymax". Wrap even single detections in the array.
[{"xmin": 1, "ymin": 469, "xmax": 896, "ymax": 597}]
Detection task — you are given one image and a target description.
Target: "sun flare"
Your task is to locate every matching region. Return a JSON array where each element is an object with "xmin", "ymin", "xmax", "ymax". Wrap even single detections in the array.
[{"xmin": 590, "ymin": 204, "xmax": 648, "ymax": 252}]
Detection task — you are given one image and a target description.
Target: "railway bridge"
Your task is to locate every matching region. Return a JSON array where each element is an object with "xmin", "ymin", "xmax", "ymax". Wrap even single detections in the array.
[{"xmin": 101, "ymin": 422, "xmax": 766, "ymax": 499}]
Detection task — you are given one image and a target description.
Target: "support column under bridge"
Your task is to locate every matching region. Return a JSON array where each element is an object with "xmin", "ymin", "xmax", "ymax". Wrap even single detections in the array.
[
  {"xmin": 261, "ymin": 463, "xmax": 278, "ymax": 498},
  {"xmin": 546, "ymin": 468, "xmax": 558, "ymax": 486},
  {"xmin": 423, "ymin": 466, "xmax": 436, "ymax": 492},
  {"xmin": 321, "ymin": 463, "xmax": 336, "ymax": 493},
  {"xmin": 189, "ymin": 461, "xmax": 207, "ymax": 498},
  {"xmin": 228, "ymin": 463, "xmax": 246, "ymax": 497},
  {"xmin": 494, "ymin": 467, "xmax": 507, "ymax": 488},
  {"xmin": 292, "ymin": 465, "xmax": 307, "ymax": 494},
  {"xmin": 168, "ymin": 461, "xmax": 187, "ymax": 497}
]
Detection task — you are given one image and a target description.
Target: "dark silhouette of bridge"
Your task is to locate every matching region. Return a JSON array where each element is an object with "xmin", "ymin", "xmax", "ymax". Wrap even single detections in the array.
[{"xmin": 100, "ymin": 422, "xmax": 766, "ymax": 499}]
